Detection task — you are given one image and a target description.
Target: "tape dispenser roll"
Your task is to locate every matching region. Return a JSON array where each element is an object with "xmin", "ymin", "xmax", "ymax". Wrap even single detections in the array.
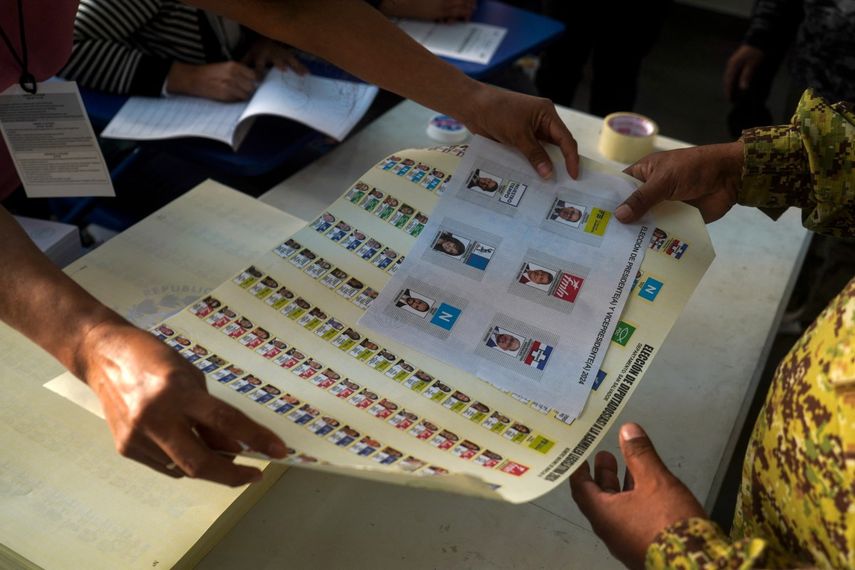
[
  {"xmin": 598, "ymin": 112, "xmax": 658, "ymax": 163},
  {"xmin": 426, "ymin": 113, "xmax": 469, "ymax": 143}
]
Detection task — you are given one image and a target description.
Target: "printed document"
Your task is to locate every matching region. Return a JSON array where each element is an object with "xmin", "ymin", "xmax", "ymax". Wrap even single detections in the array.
[{"xmin": 397, "ymin": 20, "xmax": 507, "ymax": 64}]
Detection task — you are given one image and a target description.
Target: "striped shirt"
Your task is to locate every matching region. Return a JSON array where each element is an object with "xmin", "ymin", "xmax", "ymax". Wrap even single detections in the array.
[{"xmin": 58, "ymin": 0, "xmax": 236, "ymax": 96}]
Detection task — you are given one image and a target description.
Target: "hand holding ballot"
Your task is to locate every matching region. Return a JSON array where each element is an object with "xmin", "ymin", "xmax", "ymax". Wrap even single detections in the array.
[
  {"xmin": 459, "ymin": 84, "xmax": 580, "ymax": 180},
  {"xmin": 80, "ymin": 319, "xmax": 288, "ymax": 484},
  {"xmin": 615, "ymin": 142, "xmax": 743, "ymax": 224}
]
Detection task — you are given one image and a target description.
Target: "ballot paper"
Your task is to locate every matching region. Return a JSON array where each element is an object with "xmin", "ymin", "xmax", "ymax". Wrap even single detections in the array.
[
  {"xmin": 49, "ymin": 145, "xmax": 714, "ymax": 504},
  {"xmin": 397, "ymin": 20, "xmax": 507, "ymax": 64},
  {"xmin": 101, "ymin": 69, "xmax": 378, "ymax": 148},
  {"xmin": 359, "ymin": 137, "xmax": 649, "ymax": 417}
]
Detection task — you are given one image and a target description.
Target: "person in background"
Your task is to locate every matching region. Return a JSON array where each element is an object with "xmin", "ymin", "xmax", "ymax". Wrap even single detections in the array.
[
  {"xmin": 1, "ymin": 0, "xmax": 579, "ymax": 487},
  {"xmin": 724, "ymin": 0, "xmax": 855, "ymax": 342},
  {"xmin": 59, "ymin": 0, "xmax": 476, "ymax": 102},
  {"xmin": 571, "ymin": 89, "xmax": 854, "ymax": 568},
  {"xmin": 533, "ymin": 0, "xmax": 672, "ymax": 116},
  {"xmin": 59, "ymin": 0, "xmax": 306, "ymax": 101},
  {"xmin": 724, "ymin": 0, "xmax": 855, "ymax": 137}
]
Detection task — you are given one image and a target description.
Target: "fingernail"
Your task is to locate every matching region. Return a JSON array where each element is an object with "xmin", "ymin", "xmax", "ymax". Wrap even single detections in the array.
[
  {"xmin": 621, "ymin": 423, "xmax": 646, "ymax": 441},
  {"xmin": 268, "ymin": 441, "xmax": 287, "ymax": 458},
  {"xmin": 536, "ymin": 161, "xmax": 552, "ymax": 179},
  {"xmin": 237, "ymin": 440, "xmax": 251, "ymax": 452},
  {"xmin": 615, "ymin": 204, "xmax": 632, "ymax": 222}
]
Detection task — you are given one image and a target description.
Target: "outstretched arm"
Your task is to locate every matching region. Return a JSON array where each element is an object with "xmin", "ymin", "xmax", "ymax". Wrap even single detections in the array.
[
  {"xmin": 0, "ymin": 207, "xmax": 287, "ymax": 484},
  {"xmin": 188, "ymin": 0, "xmax": 580, "ymax": 179}
]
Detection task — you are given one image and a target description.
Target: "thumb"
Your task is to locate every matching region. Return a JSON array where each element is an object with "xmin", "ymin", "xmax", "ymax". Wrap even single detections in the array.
[
  {"xmin": 518, "ymin": 133, "xmax": 555, "ymax": 179},
  {"xmin": 618, "ymin": 423, "xmax": 669, "ymax": 482},
  {"xmin": 615, "ymin": 174, "xmax": 671, "ymax": 223}
]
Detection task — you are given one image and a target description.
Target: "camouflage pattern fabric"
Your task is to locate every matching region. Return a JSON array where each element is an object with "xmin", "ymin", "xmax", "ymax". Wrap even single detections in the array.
[
  {"xmin": 741, "ymin": 89, "xmax": 855, "ymax": 238},
  {"xmin": 646, "ymin": 90, "xmax": 855, "ymax": 568},
  {"xmin": 647, "ymin": 277, "xmax": 854, "ymax": 568}
]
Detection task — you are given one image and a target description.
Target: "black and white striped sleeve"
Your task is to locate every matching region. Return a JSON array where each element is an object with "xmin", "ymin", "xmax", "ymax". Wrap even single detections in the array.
[{"xmin": 58, "ymin": 0, "xmax": 173, "ymax": 96}]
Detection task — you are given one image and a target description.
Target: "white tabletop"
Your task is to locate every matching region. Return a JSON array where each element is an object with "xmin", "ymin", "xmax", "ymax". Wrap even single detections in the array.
[{"xmin": 196, "ymin": 101, "xmax": 811, "ymax": 569}]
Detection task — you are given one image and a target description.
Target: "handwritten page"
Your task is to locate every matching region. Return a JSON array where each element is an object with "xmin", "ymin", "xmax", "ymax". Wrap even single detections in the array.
[{"xmin": 397, "ymin": 20, "xmax": 507, "ymax": 64}]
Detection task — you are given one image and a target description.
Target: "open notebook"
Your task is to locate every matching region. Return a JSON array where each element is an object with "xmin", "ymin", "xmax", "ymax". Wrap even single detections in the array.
[{"xmin": 101, "ymin": 70, "xmax": 378, "ymax": 149}]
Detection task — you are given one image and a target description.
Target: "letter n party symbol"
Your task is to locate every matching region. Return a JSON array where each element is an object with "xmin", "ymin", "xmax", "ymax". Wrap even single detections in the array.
[{"xmin": 430, "ymin": 303, "xmax": 462, "ymax": 331}]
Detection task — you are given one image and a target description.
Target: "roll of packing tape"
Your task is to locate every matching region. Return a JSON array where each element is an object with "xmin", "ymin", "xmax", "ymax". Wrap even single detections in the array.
[
  {"xmin": 426, "ymin": 114, "xmax": 469, "ymax": 144},
  {"xmin": 598, "ymin": 112, "xmax": 658, "ymax": 163}
]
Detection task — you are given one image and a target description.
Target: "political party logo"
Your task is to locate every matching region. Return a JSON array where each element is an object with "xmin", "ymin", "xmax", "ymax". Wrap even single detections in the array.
[
  {"xmin": 612, "ymin": 321, "xmax": 636, "ymax": 346},
  {"xmin": 638, "ymin": 277, "xmax": 663, "ymax": 302},
  {"xmin": 583, "ymin": 208, "xmax": 612, "ymax": 236},
  {"xmin": 523, "ymin": 340, "xmax": 553, "ymax": 370},
  {"xmin": 552, "ymin": 272, "xmax": 584, "ymax": 303},
  {"xmin": 463, "ymin": 242, "xmax": 495, "ymax": 270},
  {"xmin": 430, "ymin": 303, "xmax": 462, "ymax": 331}
]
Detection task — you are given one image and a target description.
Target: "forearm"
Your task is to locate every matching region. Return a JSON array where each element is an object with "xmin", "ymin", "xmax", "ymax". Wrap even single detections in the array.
[
  {"xmin": 739, "ymin": 90, "xmax": 855, "ymax": 237},
  {"xmin": 59, "ymin": 39, "xmax": 172, "ymax": 96},
  {"xmin": 0, "ymin": 207, "xmax": 124, "ymax": 379},
  {"xmin": 187, "ymin": 0, "xmax": 483, "ymax": 120},
  {"xmin": 58, "ymin": 0, "xmax": 170, "ymax": 95}
]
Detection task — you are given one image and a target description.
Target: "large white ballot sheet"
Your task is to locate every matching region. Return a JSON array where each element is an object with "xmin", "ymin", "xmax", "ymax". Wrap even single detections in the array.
[{"xmin": 360, "ymin": 136, "xmax": 650, "ymax": 417}]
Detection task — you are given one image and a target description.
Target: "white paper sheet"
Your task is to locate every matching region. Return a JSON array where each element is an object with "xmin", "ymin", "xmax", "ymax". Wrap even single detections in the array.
[
  {"xmin": 397, "ymin": 20, "xmax": 507, "ymax": 64},
  {"xmin": 359, "ymin": 137, "xmax": 651, "ymax": 418},
  {"xmin": 101, "ymin": 70, "xmax": 379, "ymax": 148},
  {"xmin": 246, "ymin": 70, "xmax": 379, "ymax": 141},
  {"xmin": 0, "ymin": 81, "xmax": 115, "ymax": 197},
  {"xmin": 101, "ymin": 95, "xmax": 245, "ymax": 146}
]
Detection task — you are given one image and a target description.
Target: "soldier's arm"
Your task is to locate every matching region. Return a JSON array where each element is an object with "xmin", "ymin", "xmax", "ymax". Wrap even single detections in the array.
[
  {"xmin": 617, "ymin": 90, "xmax": 855, "ymax": 238},
  {"xmin": 740, "ymin": 89, "xmax": 855, "ymax": 237}
]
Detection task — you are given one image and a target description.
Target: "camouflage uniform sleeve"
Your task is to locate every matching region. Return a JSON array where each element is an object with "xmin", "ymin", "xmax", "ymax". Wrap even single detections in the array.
[
  {"xmin": 645, "ymin": 517, "xmax": 768, "ymax": 569},
  {"xmin": 739, "ymin": 89, "xmax": 855, "ymax": 238}
]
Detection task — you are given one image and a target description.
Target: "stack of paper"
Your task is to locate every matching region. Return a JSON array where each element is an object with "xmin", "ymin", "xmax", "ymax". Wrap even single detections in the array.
[{"xmin": 15, "ymin": 215, "xmax": 83, "ymax": 267}]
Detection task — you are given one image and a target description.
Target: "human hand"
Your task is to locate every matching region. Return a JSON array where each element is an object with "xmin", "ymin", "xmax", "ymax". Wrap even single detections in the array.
[
  {"xmin": 80, "ymin": 320, "xmax": 288, "ymax": 485},
  {"xmin": 461, "ymin": 82, "xmax": 580, "ymax": 179},
  {"xmin": 723, "ymin": 45, "xmax": 766, "ymax": 100},
  {"xmin": 570, "ymin": 423, "xmax": 707, "ymax": 570},
  {"xmin": 615, "ymin": 141, "xmax": 743, "ymax": 223},
  {"xmin": 166, "ymin": 61, "xmax": 257, "ymax": 102},
  {"xmin": 241, "ymin": 37, "xmax": 308, "ymax": 78},
  {"xmin": 378, "ymin": 0, "xmax": 477, "ymax": 22}
]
